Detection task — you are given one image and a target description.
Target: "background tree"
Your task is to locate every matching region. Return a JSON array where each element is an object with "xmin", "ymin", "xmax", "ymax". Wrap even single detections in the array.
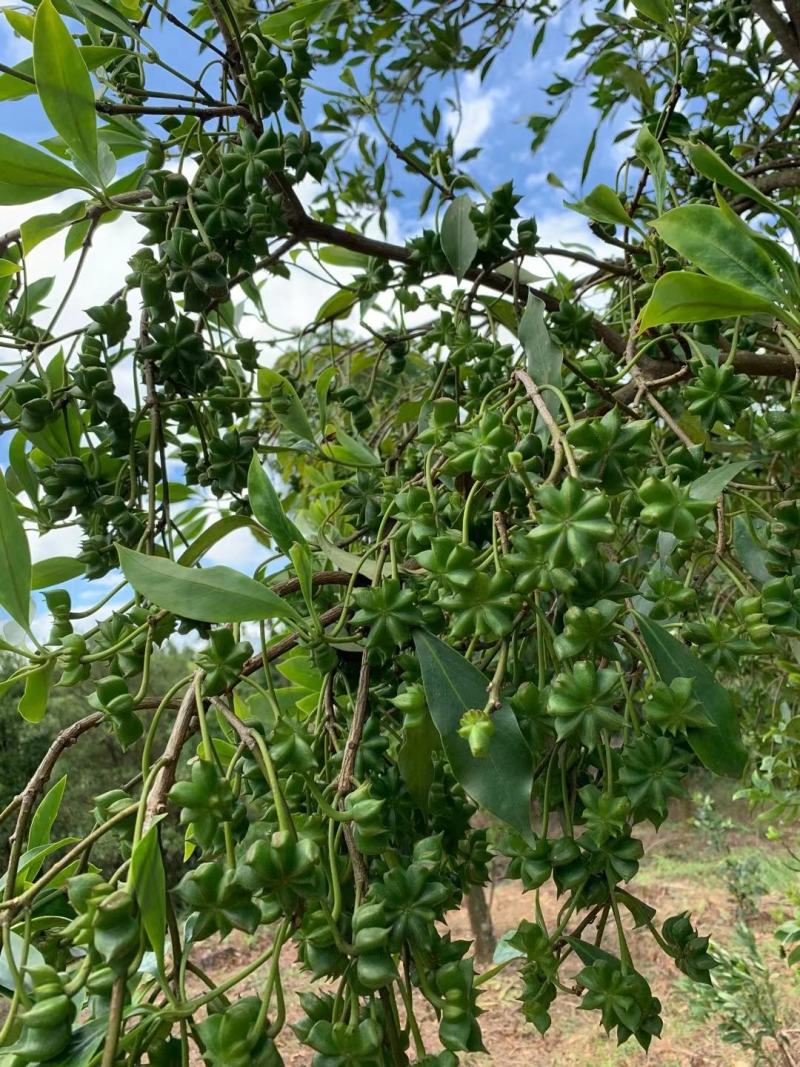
[{"xmin": 0, "ymin": 0, "xmax": 799, "ymax": 1063}]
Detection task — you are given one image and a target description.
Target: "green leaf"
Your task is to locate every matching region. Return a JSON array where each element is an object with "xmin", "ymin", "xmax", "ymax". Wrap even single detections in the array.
[
  {"xmin": 316, "ymin": 532, "xmax": 379, "ymax": 581},
  {"xmin": 4, "ymin": 9, "xmax": 35, "ymax": 39},
  {"xmin": 630, "ymin": 0, "xmax": 671, "ymax": 22},
  {"xmin": 0, "ymin": 132, "xmax": 91, "ymax": 204},
  {"xmin": 315, "ymin": 287, "xmax": 358, "ymax": 323},
  {"xmin": 683, "ymin": 140, "xmax": 800, "ymax": 246},
  {"xmin": 413, "ymin": 629, "xmax": 534, "ymax": 835},
  {"xmin": 635, "ymin": 613, "xmax": 746, "ymax": 777},
  {"xmin": 477, "ymin": 295, "xmax": 519, "ymax": 335},
  {"xmin": 325, "ymin": 428, "xmax": 381, "ymax": 468},
  {"xmin": 18, "ymin": 661, "xmax": 54, "ymax": 724},
  {"xmin": 259, "ymin": 0, "xmax": 334, "ymax": 38},
  {"xmin": 248, "ymin": 455, "xmax": 306, "ymax": 556},
  {"xmin": 398, "ymin": 710, "xmax": 438, "ymax": 813},
  {"xmin": 176, "ymin": 514, "xmax": 263, "ymax": 567},
  {"xmin": 25, "ymin": 774, "xmax": 67, "ymax": 879},
  {"xmin": 0, "ymin": 931, "xmax": 44, "ymax": 996},
  {"xmin": 639, "ymin": 271, "xmax": 779, "ymax": 330},
  {"xmin": 0, "ymin": 469, "xmax": 32, "ymax": 633},
  {"xmin": 566, "ymin": 183, "xmax": 638, "ymax": 230},
  {"xmin": 519, "ymin": 292, "xmax": 562, "ymax": 440},
  {"xmin": 634, "ymin": 126, "xmax": 667, "ymax": 214},
  {"xmin": 0, "ymin": 259, "xmax": 20, "ymax": 277},
  {"xmin": 70, "ymin": 0, "xmax": 144, "ymax": 41},
  {"xmin": 20, "ymin": 201, "xmax": 87, "ymax": 255},
  {"xmin": 130, "ymin": 825, "xmax": 166, "ymax": 968},
  {"xmin": 440, "ymin": 194, "xmax": 478, "ymax": 282},
  {"xmin": 257, "ymin": 367, "xmax": 316, "ymax": 442},
  {"xmin": 653, "ymin": 205, "xmax": 785, "ymax": 304},
  {"xmin": 34, "ymin": 0, "xmax": 99, "ymax": 177},
  {"xmin": 317, "ymin": 246, "xmax": 369, "ymax": 268},
  {"xmin": 0, "ymin": 60, "xmax": 35, "ymax": 103},
  {"xmin": 117, "ymin": 545, "xmax": 300, "ymax": 624},
  {"xmin": 732, "ymin": 516, "xmax": 772, "ymax": 583},
  {"xmin": 31, "ymin": 556, "xmax": 84, "ymax": 589},
  {"xmin": 688, "ymin": 459, "xmax": 751, "ymax": 501}
]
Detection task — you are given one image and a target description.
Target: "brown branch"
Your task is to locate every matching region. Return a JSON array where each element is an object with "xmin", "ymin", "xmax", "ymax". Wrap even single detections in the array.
[
  {"xmin": 512, "ymin": 369, "xmax": 579, "ymax": 476},
  {"xmin": 752, "ymin": 0, "xmax": 800, "ymax": 65},
  {"xmin": 337, "ymin": 651, "xmax": 370, "ymax": 796},
  {"xmin": 3, "ymin": 713, "xmax": 103, "ymax": 891}
]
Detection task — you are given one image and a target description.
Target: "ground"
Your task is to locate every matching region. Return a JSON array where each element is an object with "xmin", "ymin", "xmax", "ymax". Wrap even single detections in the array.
[{"xmin": 189, "ymin": 794, "xmax": 800, "ymax": 1066}]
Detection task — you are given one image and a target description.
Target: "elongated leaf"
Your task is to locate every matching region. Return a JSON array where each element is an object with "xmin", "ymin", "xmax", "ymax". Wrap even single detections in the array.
[
  {"xmin": 732, "ymin": 515, "xmax": 771, "ymax": 583},
  {"xmin": 34, "ymin": 0, "xmax": 98, "ymax": 176},
  {"xmin": 20, "ymin": 201, "xmax": 87, "ymax": 255},
  {"xmin": 635, "ymin": 613, "xmax": 746, "ymax": 777},
  {"xmin": 257, "ymin": 368, "xmax": 315, "ymax": 442},
  {"xmin": 566, "ymin": 183, "xmax": 638, "ymax": 230},
  {"xmin": 4, "ymin": 9, "xmax": 35, "ymax": 39},
  {"xmin": 639, "ymin": 271, "xmax": 779, "ymax": 330},
  {"xmin": 176, "ymin": 514, "xmax": 262, "ymax": 567},
  {"xmin": 684, "ymin": 140, "xmax": 800, "ymax": 245},
  {"xmin": 635, "ymin": 125, "xmax": 667, "ymax": 213},
  {"xmin": 413, "ymin": 629, "xmax": 534, "ymax": 835},
  {"xmin": 260, "ymin": 0, "xmax": 333, "ymax": 36},
  {"xmin": 315, "ymin": 288, "xmax": 357, "ymax": 323},
  {"xmin": 316, "ymin": 533, "xmax": 379, "ymax": 581},
  {"xmin": 31, "ymin": 556, "xmax": 84, "ymax": 589},
  {"xmin": 317, "ymin": 246, "xmax": 369, "ymax": 268},
  {"xmin": 0, "ymin": 259, "xmax": 19, "ymax": 276},
  {"xmin": 0, "ymin": 931, "xmax": 44, "ymax": 995},
  {"xmin": 71, "ymin": 0, "xmax": 144, "ymax": 41},
  {"xmin": 689, "ymin": 459, "xmax": 751, "ymax": 501},
  {"xmin": 519, "ymin": 292, "xmax": 562, "ymax": 440},
  {"xmin": 28, "ymin": 775, "xmax": 67, "ymax": 854},
  {"xmin": 440, "ymin": 194, "xmax": 478, "ymax": 282},
  {"xmin": 0, "ymin": 470, "xmax": 31, "ymax": 633},
  {"xmin": 18, "ymin": 661, "xmax": 54, "ymax": 723},
  {"xmin": 24, "ymin": 774, "xmax": 67, "ymax": 879},
  {"xmin": 248, "ymin": 456, "xmax": 306, "ymax": 555},
  {"xmin": 326, "ymin": 428, "xmax": 381, "ymax": 468},
  {"xmin": 654, "ymin": 205, "xmax": 785, "ymax": 303},
  {"xmin": 130, "ymin": 825, "xmax": 166, "ymax": 968},
  {"xmin": 630, "ymin": 0, "xmax": 671, "ymax": 22},
  {"xmin": 0, "ymin": 132, "xmax": 90, "ymax": 204},
  {"xmin": 117, "ymin": 545, "xmax": 299, "ymax": 624},
  {"xmin": 398, "ymin": 709, "xmax": 438, "ymax": 813}
]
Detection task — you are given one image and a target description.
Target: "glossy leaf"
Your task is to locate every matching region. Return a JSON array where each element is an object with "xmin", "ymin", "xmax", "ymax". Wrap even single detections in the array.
[
  {"xmin": 25, "ymin": 774, "xmax": 67, "ymax": 879},
  {"xmin": 634, "ymin": 125, "xmax": 667, "ymax": 213},
  {"xmin": 630, "ymin": 0, "xmax": 671, "ymax": 22},
  {"xmin": 18, "ymin": 661, "xmax": 54, "ymax": 724},
  {"xmin": 639, "ymin": 271, "xmax": 779, "ymax": 330},
  {"xmin": 34, "ymin": 0, "xmax": 99, "ymax": 177},
  {"xmin": 257, "ymin": 367, "xmax": 315, "ymax": 442},
  {"xmin": 315, "ymin": 287, "xmax": 358, "ymax": 323},
  {"xmin": 31, "ymin": 556, "xmax": 85, "ymax": 589},
  {"xmin": 130, "ymin": 825, "xmax": 166, "ymax": 968},
  {"xmin": 440, "ymin": 194, "xmax": 478, "ymax": 281},
  {"xmin": 0, "ymin": 469, "xmax": 31, "ymax": 633},
  {"xmin": 636, "ymin": 612, "xmax": 746, "ymax": 777},
  {"xmin": 20, "ymin": 201, "xmax": 87, "ymax": 255},
  {"xmin": 689, "ymin": 460, "xmax": 751, "ymax": 501},
  {"xmin": 414, "ymin": 629, "xmax": 534, "ymax": 835},
  {"xmin": 259, "ymin": 0, "xmax": 332, "ymax": 38},
  {"xmin": 0, "ymin": 132, "xmax": 90, "ymax": 204},
  {"xmin": 566, "ymin": 183, "xmax": 638, "ymax": 230},
  {"xmin": 653, "ymin": 205, "xmax": 785, "ymax": 303},
  {"xmin": 117, "ymin": 545, "xmax": 300, "ymax": 624},
  {"xmin": 248, "ymin": 455, "xmax": 306, "ymax": 554},
  {"xmin": 520, "ymin": 292, "xmax": 562, "ymax": 439}
]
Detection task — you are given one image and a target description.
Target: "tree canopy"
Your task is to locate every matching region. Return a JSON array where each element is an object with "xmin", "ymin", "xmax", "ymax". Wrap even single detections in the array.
[{"xmin": 1, "ymin": 0, "xmax": 800, "ymax": 1062}]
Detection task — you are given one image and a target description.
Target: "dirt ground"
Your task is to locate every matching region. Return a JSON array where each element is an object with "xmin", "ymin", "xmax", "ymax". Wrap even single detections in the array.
[{"xmin": 187, "ymin": 817, "xmax": 800, "ymax": 1066}]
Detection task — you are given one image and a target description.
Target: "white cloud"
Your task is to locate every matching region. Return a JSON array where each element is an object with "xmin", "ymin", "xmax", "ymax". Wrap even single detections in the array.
[{"xmin": 445, "ymin": 72, "xmax": 507, "ymax": 154}]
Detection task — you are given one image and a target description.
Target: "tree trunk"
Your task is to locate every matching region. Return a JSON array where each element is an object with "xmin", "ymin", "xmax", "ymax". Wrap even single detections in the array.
[{"xmin": 466, "ymin": 884, "xmax": 496, "ymax": 966}]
